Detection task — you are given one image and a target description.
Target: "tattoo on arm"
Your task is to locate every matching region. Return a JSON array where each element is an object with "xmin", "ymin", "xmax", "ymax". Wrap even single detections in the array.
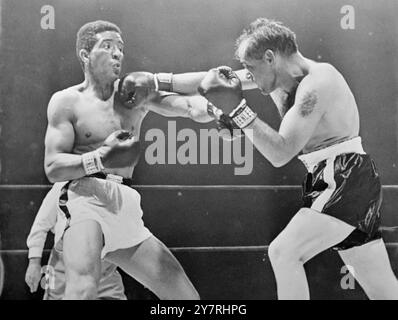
[{"xmin": 299, "ymin": 90, "xmax": 318, "ymax": 117}]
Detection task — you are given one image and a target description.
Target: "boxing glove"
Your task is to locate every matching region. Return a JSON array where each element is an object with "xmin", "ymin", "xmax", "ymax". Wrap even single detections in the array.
[
  {"xmin": 198, "ymin": 66, "xmax": 243, "ymax": 114},
  {"xmin": 117, "ymin": 72, "xmax": 160, "ymax": 107},
  {"xmin": 200, "ymin": 66, "xmax": 257, "ymax": 135},
  {"xmin": 206, "ymin": 101, "xmax": 243, "ymax": 141},
  {"xmin": 81, "ymin": 130, "xmax": 141, "ymax": 174}
]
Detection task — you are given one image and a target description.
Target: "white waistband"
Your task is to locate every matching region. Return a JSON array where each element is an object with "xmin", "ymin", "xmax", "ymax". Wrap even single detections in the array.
[
  {"xmin": 298, "ymin": 137, "xmax": 365, "ymax": 172},
  {"xmin": 86, "ymin": 173, "xmax": 126, "ymax": 184},
  {"xmin": 104, "ymin": 173, "xmax": 124, "ymax": 184}
]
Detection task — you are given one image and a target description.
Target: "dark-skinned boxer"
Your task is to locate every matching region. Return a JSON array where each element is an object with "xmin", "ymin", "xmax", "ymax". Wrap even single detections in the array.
[{"xmin": 42, "ymin": 20, "xmax": 213, "ymax": 300}]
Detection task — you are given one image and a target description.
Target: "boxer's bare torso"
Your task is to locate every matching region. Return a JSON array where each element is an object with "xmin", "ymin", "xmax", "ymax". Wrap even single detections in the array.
[
  {"xmin": 45, "ymin": 77, "xmax": 210, "ymax": 182},
  {"xmin": 270, "ymin": 60, "xmax": 359, "ymax": 154},
  {"xmin": 71, "ymin": 81, "xmax": 148, "ymax": 177},
  {"xmin": 45, "ymin": 80, "xmax": 149, "ymax": 180}
]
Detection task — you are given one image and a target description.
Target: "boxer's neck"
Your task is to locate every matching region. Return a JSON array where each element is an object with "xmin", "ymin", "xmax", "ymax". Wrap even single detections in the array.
[
  {"xmin": 277, "ymin": 52, "xmax": 310, "ymax": 94},
  {"xmin": 83, "ymin": 71, "xmax": 115, "ymax": 101}
]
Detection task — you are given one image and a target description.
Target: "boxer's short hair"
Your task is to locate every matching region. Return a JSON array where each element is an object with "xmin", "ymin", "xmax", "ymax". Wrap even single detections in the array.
[
  {"xmin": 76, "ymin": 20, "xmax": 122, "ymax": 68},
  {"xmin": 235, "ymin": 18, "xmax": 298, "ymax": 60}
]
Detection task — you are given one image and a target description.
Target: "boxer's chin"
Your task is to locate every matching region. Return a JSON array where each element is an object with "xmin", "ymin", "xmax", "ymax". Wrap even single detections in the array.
[
  {"xmin": 109, "ymin": 70, "xmax": 120, "ymax": 81},
  {"xmin": 112, "ymin": 68, "xmax": 121, "ymax": 78}
]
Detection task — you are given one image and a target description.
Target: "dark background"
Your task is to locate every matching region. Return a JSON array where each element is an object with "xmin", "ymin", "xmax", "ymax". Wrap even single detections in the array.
[{"xmin": 1, "ymin": 0, "xmax": 398, "ymax": 299}]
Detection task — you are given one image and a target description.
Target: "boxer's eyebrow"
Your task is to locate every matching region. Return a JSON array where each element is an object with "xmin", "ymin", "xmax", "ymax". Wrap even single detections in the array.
[
  {"xmin": 98, "ymin": 38, "xmax": 111, "ymax": 46},
  {"xmin": 100, "ymin": 38, "xmax": 124, "ymax": 46}
]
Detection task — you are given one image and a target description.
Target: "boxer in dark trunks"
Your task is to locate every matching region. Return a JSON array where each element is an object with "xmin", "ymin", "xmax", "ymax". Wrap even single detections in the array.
[
  {"xmin": 145, "ymin": 18, "xmax": 398, "ymax": 300},
  {"xmin": 196, "ymin": 18, "xmax": 398, "ymax": 299}
]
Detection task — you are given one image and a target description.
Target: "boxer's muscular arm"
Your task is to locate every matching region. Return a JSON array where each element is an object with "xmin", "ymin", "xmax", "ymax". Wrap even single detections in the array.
[
  {"xmin": 44, "ymin": 92, "xmax": 86, "ymax": 182},
  {"xmin": 243, "ymin": 76, "xmax": 327, "ymax": 167},
  {"xmin": 172, "ymin": 69, "xmax": 257, "ymax": 94},
  {"xmin": 147, "ymin": 94, "xmax": 214, "ymax": 123},
  {"xmin": 171, "ymin": 72, "xmax": 207, "ymax": 94}
]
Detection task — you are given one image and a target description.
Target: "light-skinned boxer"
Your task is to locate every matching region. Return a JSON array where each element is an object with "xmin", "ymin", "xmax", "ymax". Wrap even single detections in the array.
[{"xmin": 195, "ymin": 18, "xmax": 398, "ymax": 300}]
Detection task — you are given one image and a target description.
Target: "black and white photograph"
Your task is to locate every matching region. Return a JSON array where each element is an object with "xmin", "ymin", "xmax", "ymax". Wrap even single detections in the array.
[{"xmin": 0, "ymin": 0, "xmax": 398, "ymax": 307}]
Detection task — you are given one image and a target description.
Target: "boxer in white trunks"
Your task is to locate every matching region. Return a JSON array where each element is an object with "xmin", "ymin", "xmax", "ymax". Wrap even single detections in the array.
[
  {"xmin": 44, "ymin": 20, "xmax": 213, "ymax": 299},
  {"xmin": 25, "ymin": 183, "xmax": 127, "ymax": 300}
]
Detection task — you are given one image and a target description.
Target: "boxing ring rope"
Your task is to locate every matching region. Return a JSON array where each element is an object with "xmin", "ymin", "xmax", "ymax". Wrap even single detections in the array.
[
  {"xmin": 0, "ymin": 184, "xmax": 397, "ymax": 257},
  {"xmin": 0, "ymin": 184, "xmax": 300, "ymax": 190},
  {"xmin": 1, "ymin": 242, "xmax": 398, "ymax": 255},
  {"xmin": 1, "ymin": 184, "xmax": 398, "ymax": 190},
  {"xmin": 0, "ymin": 246, "xmax": 268, "ymax": 254}
]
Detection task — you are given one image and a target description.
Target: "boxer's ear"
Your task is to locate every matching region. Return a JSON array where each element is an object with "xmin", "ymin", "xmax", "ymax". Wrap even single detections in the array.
[
  {"xmin": 263, "ymin": 49, "xmax": 275, "ymax": 65},
  {"xmin": 79, "ymin": 49, "xmax": 90, "ymax": 67}
]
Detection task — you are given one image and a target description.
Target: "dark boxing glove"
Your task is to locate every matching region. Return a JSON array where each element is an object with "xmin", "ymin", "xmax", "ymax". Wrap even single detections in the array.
[
  {"xmin": 118, "ymin": 72, "xmax": 160, "ymax": 107},
  {"xmin": 206, "ymin": 101, "xmax": 243, "ymax": 141},
  {"xmin": 198, "ymin": 66, "xmax": 243, "ymax": 114},
  {"xmin": 81, "ymin": 130, "xmax": 141, "ymax": 174},
  {"xmin": 200, "ymin": 66, "xmax": 258, "ymax": 138},
  {"xmin": 118, "ymin": 72, "xmax": 174, "ymax": 107}
]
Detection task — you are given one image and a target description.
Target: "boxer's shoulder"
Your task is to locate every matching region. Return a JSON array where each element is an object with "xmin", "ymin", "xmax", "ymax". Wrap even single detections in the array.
[
  {"xmin": 306, "ymin": 62, "xmax": 342, "ymax": 87},
  {"xmin": 49, "ymin": 86, "xmax": 80, "ymax": 106},
  {"xmin": 289, "ymin": 65, "xmax": 340, "ymax": 118},
  {"xmin": 296, "ymin": 63, "xmax": 342, "ymax": 99},
  {"xmin": 47, "ymin": 87, "xmax": 79, "ymax": 122}
]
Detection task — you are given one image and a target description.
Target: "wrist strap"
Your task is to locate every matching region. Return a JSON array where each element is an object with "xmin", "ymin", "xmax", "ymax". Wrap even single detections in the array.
[
  {"xmin": 230, "ymin": 99, "xmax": 257, "ymax": 129},
  {"xmin": 82, "ymin": 150, "xmax": 104, "ymax": 175},
  {"xmin": 154, "ymin": 73, "xmax": 173, "ymax": 92}
]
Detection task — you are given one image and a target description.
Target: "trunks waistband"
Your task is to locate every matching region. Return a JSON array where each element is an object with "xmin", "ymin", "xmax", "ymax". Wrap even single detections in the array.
[
  {"xmin": 86, "ymin": 172, "xmax": 133, "ymax": 186},
  {"xmin": 298, "ymin": 137, "xmax": 365, "ymax": 172}
]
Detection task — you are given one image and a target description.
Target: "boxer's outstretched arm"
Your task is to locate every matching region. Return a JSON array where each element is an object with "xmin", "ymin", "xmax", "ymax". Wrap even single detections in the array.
[
  {"xmin": 243, "ymin": 76, "xmax": 327, "ymax": 167},
  {"xmin": 171, "ymin": 69, "xmax": 257, "ymax": 94},
  {"xmin": 147, "ymin": 94, "xmax": 214, "ymax": 123},
  {"xmin": 44, "ymin": 92, "xmax": 86, "ymax": 183}
]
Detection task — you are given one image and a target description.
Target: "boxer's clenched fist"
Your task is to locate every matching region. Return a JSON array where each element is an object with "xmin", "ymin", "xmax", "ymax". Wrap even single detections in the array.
[
  {"xmin": 198, "ymin": 66, "xmax": 244, "ymax": 114},
  {"xmin": 206, "ymin": 101, "xmax": 243, "ymax": 141},
  {"xmin": 98, "ymin": 130, "xmax": 141, "ymax": 168},
  {"xmin": 81, "ymin": 130, "xmax": 142, "ymax": 175},
  {"xmin": 118, "ymin": 72, "xmax": 160, "ymax": 107},
  {"xmin": 199, "ymin": 66, "xmax": 257, "ymax": 135}
]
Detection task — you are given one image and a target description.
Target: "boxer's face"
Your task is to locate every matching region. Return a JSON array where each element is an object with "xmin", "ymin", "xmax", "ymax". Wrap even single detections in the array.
[
  {"xmin": 85, "ymin": 31, "xmax": 124, "ymax": 81},
  {"xmin": 239, "ymin": 46, "xmax": 277, "ymax": 95}
]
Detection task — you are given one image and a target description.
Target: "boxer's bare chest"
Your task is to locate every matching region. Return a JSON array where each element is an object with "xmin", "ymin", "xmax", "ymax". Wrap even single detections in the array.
[
  {"xmin": 72, "ymin": 93, "xmax": 147, "ymax": 150},
  {"xmin": 272, "ymin": 82, "xmax": 358, "ymax": 153}
]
